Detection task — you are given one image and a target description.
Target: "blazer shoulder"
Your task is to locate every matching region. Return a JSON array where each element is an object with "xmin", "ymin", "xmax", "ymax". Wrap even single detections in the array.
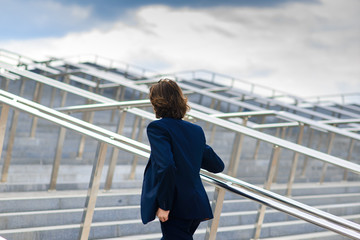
[
  {"xmin": 181, "ymin": 119, "xmax": 203, "ymax": 131},
  {"xmin": 147, "ymin": 119, "xmax": 167, "ymax": 130}
]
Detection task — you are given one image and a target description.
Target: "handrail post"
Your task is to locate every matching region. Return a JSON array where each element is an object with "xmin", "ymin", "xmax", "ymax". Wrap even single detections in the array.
[
  {"xmin": 1, "ymin": 109, "xmax": 19, "ymax": 182},
  {"xmin": 131, "ymin": 115, "xmax": 140, "ymax": 140},
  {"xmin": 301, "ymin": 128, "xmax": 314, "ymax": 177},
  {"xmin": 49, "ymin": 77, "xmax": 60, "ymax": 108},
  {"xmin": 253, "ymin": 116, "xmax": 267, "ymax": 160},
  {"xmin": 30, "ymin": 82, "xmax": 44, "ymax": 138},
  {"xmin": 49, "ymin": 127, "xmax": 67, "ymax": 190},
  {"xmin": 209, "ymin": 123, "xmax": 217, "ymax": 145},
  {"xmin": 320, "ymin": 132, "xmax": 336, "ymax": 183},
  {"xmin": 0, "ymin": 104, "xmax": 9, "ymax": 163},
  {"xmin": 286, "ymin": 123, "xmax": 305, "ymax": 196},
  {"xmin": 0, "ymin": 78, "xmax": 9, "ymax": 91},
  {"xmin": 253, "ymin": 145, "xmax": 280, "ymax": 240},
  {"xmin": 60, "ymin": 75, "xmax": 70, "ymax": 107},
  {"xmin": 273, "ymin": 127, "xmax": 287, "ymax": 182},
  {"xmin": 104, "ymin": 111, "xmax": 127, "ymax": 191},
  {"xmin": 79, "ymin": 142, "xmax": 108, "ymax": 240},
  {"xmin": 227, "ymin": 117, "xmax": 248, "ymax": 177},
  {"xmin": 204, "ymin": 186, "xmax": 226, "ymax": 240},
  {"xmin": 77, "ymin": 99, "xmax": 95, "ymax": 159},
  {"xmin": 110, "ymin": 86, "xmax": 122, "ymax": 122},
  {"xmin": 129, "ymin": 117, "xmax": 146, "ymax": 179},
  {"xmin": 343, "ymin": 139, "xmax": 355, "ymax": 181}
]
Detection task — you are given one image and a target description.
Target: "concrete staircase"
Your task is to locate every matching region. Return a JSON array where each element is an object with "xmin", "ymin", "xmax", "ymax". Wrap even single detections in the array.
[
  {"xmin": 0, "ymin": 182, "xmax": 359, "ymax": 239},
  {"xmin": 1, "ymin": 64, "xmax": 360, "ymax": 239}
]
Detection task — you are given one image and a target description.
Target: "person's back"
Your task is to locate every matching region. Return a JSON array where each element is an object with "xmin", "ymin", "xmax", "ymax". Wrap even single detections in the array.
[
  {"xmin": 148, "ymin": 118, "xmax": 222, "ymax": 220},
  {"xmin": 141, "ymin": 78, "xmax": 224, "ymax": 240}
]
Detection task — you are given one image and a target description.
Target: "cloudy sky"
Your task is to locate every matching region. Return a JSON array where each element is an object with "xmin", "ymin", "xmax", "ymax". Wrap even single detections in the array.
[{"xmin": 0, "ymin": 0, "xmax": 359, "ymax": 99}]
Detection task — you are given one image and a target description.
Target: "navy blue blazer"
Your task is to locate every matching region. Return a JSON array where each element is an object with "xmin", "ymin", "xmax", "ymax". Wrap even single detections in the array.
[{"xmin": 141, "ymin": 118, "xmax": 224, "ymax": 224}]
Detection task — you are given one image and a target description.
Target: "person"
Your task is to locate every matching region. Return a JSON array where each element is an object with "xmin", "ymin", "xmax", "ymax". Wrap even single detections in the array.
[{"xmin": 140, "ymin": 78, "xmax": 225, "ymax": 239}]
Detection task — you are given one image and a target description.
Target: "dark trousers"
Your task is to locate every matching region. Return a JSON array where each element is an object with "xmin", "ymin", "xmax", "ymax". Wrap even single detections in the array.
[{"xmin": 160, "ymin": 218, "xmax": 201, "ymax": 240}]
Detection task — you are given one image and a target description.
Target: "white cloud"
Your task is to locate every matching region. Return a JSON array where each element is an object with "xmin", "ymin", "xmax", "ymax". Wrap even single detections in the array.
[{"xmin": 1, "ymin": 0, "xmax": 359, "ymax": 98}]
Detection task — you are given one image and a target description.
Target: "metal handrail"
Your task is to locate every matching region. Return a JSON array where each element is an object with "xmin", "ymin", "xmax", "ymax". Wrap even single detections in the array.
[
  {"xmin": 170, "ymin": 69, "xmax": 360, "ymax": 114},
  {"xmin": 0, "ymin": 89, "xmax": 151, "ymax": 194},
  {"xmin": 191, "ymin": 109, "xmax": 360, "ymax": 174},
  {"xmin": 39, "ymin": 61, "xmax": 360, "ymax": 143},
  {"xmin": 0, "ymin": 89, "xmax": 150, "ymax": 152},
  {"xmin": 50, "ymin": 55, "xmax": 159, "ymax": 79},
  {"xmin": 3, "ymin": 50, "xmax": 357, "ymax": 121},
  {"xmin": 39, "ymin": 59, "xmax": 359, "ymax": 194},
  {"xmin": 59, "ymin": 59, "xmax": 360, "ymax": 137},
  {"xmin": 0, "ymin": 49, "xmax": 35, "ymax": 66},
  {"xmin": 305, "ymin": 92, "xmax": 360, "ymax": 104},
  {"xmin": 200, "ymin": 171, "xmax": 360, "ymax": 240},
  {"xmin": 0, "ymin": 62, "xmax": 114, "ymax": 103},
  {"xmin": 57, "ymin": 60, "xmax": 359, "ymax": 136},
  {"xmin": 10, "ymin": 58, "xmax": 356, "ymax": 188},
  {"xmin": 152, "ymin": 69, "xmax": 300, "ymax": 101},
  {"xmin": 0, "ymin": 56, "xmax": 360, "ymax": 240},
  {"xmin": 1, "ymin": 95, "xmax": 359, "ymax": 239},
  {"xmin": 202, "ymin": 170, "xmax": 360, "ymax": 233},
  {"xmin": 178, "ymin": 81, "xmax": 360, "ymax": 132},
  {"xmin": 53, "ymin": 100, "xmax": 360, "ymax": 175},
  {"xmin": 0, "ymin": 95, "xmax": 149, "ymax": 158},
  {"xmin": 155, "ymin": 74, "xmax": 360, "ymax": 132},
  {"xmin": 0, "ymin": 93, "xmax": 150, "ymax": 240}
]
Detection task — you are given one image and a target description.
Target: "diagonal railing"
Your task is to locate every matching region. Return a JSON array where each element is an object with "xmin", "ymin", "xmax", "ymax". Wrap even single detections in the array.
[
  {"xmin": 54, "ymin": 100, "xmax": 360, "ymax": 239},
  {"xmin": 1, "ymin": 94, "xmax": 360, "ymax": 240},
  {"xmin": 1, "ymin": 52, "xmax": 360, "ymax": 239},
  {"xmin": 0, "ymin": 92, "xmax": 148, "ymax": 240},
  {"xmin": 42, "ymin": 60, "xmax": 360, "ymax": 184}
]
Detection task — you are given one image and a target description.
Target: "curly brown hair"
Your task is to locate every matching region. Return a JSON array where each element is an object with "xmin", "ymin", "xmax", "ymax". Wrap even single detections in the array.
[{"xmin": 149, "ymin": 78, "xmax": 190, "ymax": 119}]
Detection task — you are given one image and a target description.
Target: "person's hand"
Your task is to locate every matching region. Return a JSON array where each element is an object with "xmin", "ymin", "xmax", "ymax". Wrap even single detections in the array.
[{"xmin": 156, "ymin": 208, "xmax": 170, "ymax": 222}]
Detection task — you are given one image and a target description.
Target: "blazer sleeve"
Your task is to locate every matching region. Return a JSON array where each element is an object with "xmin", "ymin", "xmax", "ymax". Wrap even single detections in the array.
[
  {"xmin": 146, "ymin": 121, "xmax": 176, "ymax": 211},
  {"xmin": 201, "ymin": 144, "xmax": 224, "ymax": 173}
]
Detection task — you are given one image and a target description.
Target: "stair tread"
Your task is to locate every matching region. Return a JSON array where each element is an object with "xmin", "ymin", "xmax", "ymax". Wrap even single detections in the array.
[
  {"xmin": 1, "ymin": 213, "xmax": 358, "ymax": 234},
  {"xmin": 260, "ymin": 230, "xmax": 353, "ymax": 240},
  {"xmin": 1, "ymin": 200, "xmax": 359, "ymax": 217}
]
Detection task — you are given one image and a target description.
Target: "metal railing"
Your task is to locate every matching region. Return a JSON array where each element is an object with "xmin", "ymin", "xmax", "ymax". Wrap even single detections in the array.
[
  {"xmin": 175, "ymin": 78, "xmax": 360, "ymax": 129},
  {"xmin": 0, "ymin": 92, "xmax": 149, "ymax": 240},
  {"xmin": 2, "ymin": 49, "xmax": 358, "ymax": 124},
  {"xmin": 166, "ymin": 69, "xmax": 300, "ymax": 104},
  {"xmin": 201, "ymin": 170, "xmax": 360, "ymax": 240},
  {"xmin": 29, "ymin": 56, "xmax": 360, "ymax": 134},
  {"xmin": 1, "ymin": 53, "xmax": 360, "ymax": 239},
  {"xmin": 39, "ymin": 61, "xmax": 360, "ymax": 182},
  {"xmin": 305, "ymin": 92, "xmax": 360, "ymax": 105},
  {"xmin": 56, "ymin": 100, "xmax": 360, "ymax": 239},
  {"xmin": 1, "ymin": 95, "xmax": 360, "ymax": 240},
  {"xmin": 2, "ymin": 58, "xmax": 359, "ymax": 184},
  {"xmin": 170, "ymin": 69, "xmax": 360, "ymax": 114}
]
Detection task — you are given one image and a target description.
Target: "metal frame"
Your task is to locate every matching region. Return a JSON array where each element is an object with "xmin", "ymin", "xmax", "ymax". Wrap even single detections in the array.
[
  {"xmin": 1, "ymin": 52, "xmax": 360, "ymax": 239},
  {"xmin": 201, "ymin": 170, "xmax": 360, "ymax": 239},
  {"xmin": 0, "ymin": 94, "xmax": 149, "ymax": 240},
  {"xmin": 1, "ymin": 95, "xmax": 359, "ymax": 239}
]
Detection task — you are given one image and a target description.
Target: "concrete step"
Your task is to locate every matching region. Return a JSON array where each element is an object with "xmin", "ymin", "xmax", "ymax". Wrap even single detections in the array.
[
  {"xmin": 0, "ymin": 189, "xmax": 141, "ymax": 213},
  {"xmin": 3, "ymin": 165, "xmax": 146, "ymax": 184},
  {"xmin": 271, "ymin": 181, "xmax": 360, "ymax": 196},
  {"xmin": 99, "ymin": 227, "xmax": 352, "ymax": 240},
  {"xmin": 1, "ymin": 182, "xmax": 359, "ymax": 213},
  {"xmin": 260, "ymin": 231, "xmax": 352, "ymax": 240},
  {"xmin": 3, "ymin": 163, "xmax": 359, "ymax": 190},
  {"xmin": 0, "ymin": 184, "xmax": 359, "ymax": 239},
  {"xmin": 1, "ymin": 213, "xmax": 357, "ymax": 240},
  {"xmin": 1, "ymin": 197, "xmax": 358, "ymax": 231},
  {"xmin": 213, "ymin": 214, "xmax": 360, "ymax": 240}
]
